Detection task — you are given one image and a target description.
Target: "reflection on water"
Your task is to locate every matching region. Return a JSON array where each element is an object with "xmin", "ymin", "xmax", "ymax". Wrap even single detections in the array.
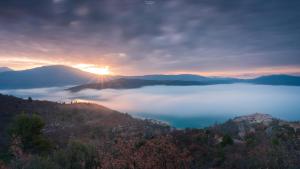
[{"xmin": 1, "ymin": 84, "xmax": 300, "ymax": 128}]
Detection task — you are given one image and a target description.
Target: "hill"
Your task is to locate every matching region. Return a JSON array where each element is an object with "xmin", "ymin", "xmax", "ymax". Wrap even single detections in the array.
[
  {"xmin": 128, "ymin": 74, "xmax": 240, "ymax": 82},
  {"xmin": 69, "ymin": 74, "xmax": 300, "ymax": 92},
  {"xmin": 0, "ymin": 94, "xmax": 299, "ymax": 169},
  {"xmin": 248, "ymin": 74, "xmax": 300, "ymax": 86},
  {"xmin": 68, "ymin": 78, "xmax": 235, "ymax": 92},
  {"xmin": 0, "ymin": 94, "xmax": 169, "ymax": 157},
  {"xmin": 0, "ymin": 65, "xmax": 99, "ymax": 89},
  {"xmin": 0, "ymin": 67, "xmax": 13, "ymax": 73},
  {"xmin": 128, "ymin": 74, "xmax": 212, "ymax": 81},
  {"xmin": 129, "ymin": 74, "xmax": 300, "ymax": 86}
]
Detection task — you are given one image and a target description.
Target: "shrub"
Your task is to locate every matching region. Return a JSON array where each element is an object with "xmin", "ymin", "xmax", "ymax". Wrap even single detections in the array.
[
  {"xmin": 220, "ymin": 134, "xmax": 233, "ymax": 147},
  {"xmin": 271, "ymin": 138, "xmax": 279, "ymax": 146}
]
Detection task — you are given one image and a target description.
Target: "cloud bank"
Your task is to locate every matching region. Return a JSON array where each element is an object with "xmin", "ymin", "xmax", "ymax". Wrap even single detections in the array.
[{"xmin": 0, "ymin": 0, "xmax": 299, "ymax": 76}]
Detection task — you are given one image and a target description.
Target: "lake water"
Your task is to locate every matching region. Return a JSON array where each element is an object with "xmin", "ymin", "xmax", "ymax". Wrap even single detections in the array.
[{"xmin": 1, "ymin": 84, "xmax": 300, "ymax": 128}]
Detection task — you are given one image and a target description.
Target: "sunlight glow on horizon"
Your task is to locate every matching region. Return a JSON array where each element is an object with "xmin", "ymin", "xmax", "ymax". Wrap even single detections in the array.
[
  {"xmin": 1, "ymin": 57, "xmax": 300, "ymax": 78},
  {"xmin": 74, "ymin": 64, "xmax": 111, "ymax": 75}
]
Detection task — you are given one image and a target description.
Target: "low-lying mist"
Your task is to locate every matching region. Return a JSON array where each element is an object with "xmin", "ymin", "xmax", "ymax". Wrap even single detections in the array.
[{"xmin": 1, "ymin": 84, "xmax": 300, "ymax": 128}]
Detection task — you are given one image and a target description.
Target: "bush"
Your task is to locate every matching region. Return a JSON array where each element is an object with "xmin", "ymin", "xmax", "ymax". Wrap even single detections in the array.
[
  {"xmin": 27, "ymin": 97, "xmax": 33, "ymax": 102},
  {"xmin": 271, "ymin": 138, "xmax": 279, "ymax": 146},
  {"xmin": 220, "ymin": 134, "xmax": 233, "ymax": 147}
]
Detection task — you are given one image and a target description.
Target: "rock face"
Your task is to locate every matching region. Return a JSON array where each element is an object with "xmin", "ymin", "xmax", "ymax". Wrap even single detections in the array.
[
  {"xmin": 232, "ymin": 113, "xmax": 275, "ymax": 138},
  {"xmin": 233, "ymin": 113, "xmax": 274, "ymax": 125},
  {"xmin": 213, "ymin": 113, "xmax": 300, "ymax": 142}
]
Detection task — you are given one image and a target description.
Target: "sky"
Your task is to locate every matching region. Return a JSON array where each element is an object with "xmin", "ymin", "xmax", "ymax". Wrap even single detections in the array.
[{"xmin": 0, "ymin": 0, "xmax": 300, "ymax": 77}]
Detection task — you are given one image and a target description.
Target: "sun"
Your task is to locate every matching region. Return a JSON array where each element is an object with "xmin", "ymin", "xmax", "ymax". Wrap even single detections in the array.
[
  {"xmin": 74, "ymin": 64, "xmax": 111, "ymax": 75},
  {"xmin": 86, "ymin": 66, "xmax": 110, "ymax": 75},
  {"xmin": 93, "ymin": 66, "xmax": 110, "ymax": 75}
]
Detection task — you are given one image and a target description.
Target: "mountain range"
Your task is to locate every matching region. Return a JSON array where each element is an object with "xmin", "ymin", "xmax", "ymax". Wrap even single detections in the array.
[{"xmin": 1, "ymin": 65, "xmax": 300, "ymax": 89}]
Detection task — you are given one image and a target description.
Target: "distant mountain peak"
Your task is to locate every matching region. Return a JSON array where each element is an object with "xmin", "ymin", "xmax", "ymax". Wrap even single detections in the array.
[
  {"xmin": 25, "ymin": 65, "xmax": 81, "ymax": 72},
  {"xmin": 0, "ymin": 65, "xmax": 98, "ymax": 89}
]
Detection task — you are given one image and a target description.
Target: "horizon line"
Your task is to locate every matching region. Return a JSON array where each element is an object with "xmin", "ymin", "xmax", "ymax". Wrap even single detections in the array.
[{"xmin": 1, "ymin": 64, "xmax": 300, "ymax": 79}]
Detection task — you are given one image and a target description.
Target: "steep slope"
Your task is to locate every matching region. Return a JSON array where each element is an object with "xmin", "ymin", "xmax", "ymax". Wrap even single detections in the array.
[
  {"xmin": 0, "ymin": 65, "xmax": 99, "ymax": 89},
  {"xmin": 0, "ymin": 94, "xmax": 169, "ymax": 150}
]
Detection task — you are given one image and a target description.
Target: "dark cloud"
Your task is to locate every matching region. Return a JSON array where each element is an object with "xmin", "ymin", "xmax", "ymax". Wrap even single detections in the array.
[{"xmin": 0, "ymin": 0, "xmax": 300, "ymax": 75}]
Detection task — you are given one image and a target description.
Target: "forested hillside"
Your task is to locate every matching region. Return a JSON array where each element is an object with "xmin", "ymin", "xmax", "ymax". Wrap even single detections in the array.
[{"xmin": 0, "ymin": 94, "xmax": 299, "ymax": 169}]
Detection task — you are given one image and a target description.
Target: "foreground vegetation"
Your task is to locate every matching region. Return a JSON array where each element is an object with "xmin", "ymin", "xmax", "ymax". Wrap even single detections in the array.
[{"xmin": 0, "ymin": 94, "xmax": 299, "ymax": 169}]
